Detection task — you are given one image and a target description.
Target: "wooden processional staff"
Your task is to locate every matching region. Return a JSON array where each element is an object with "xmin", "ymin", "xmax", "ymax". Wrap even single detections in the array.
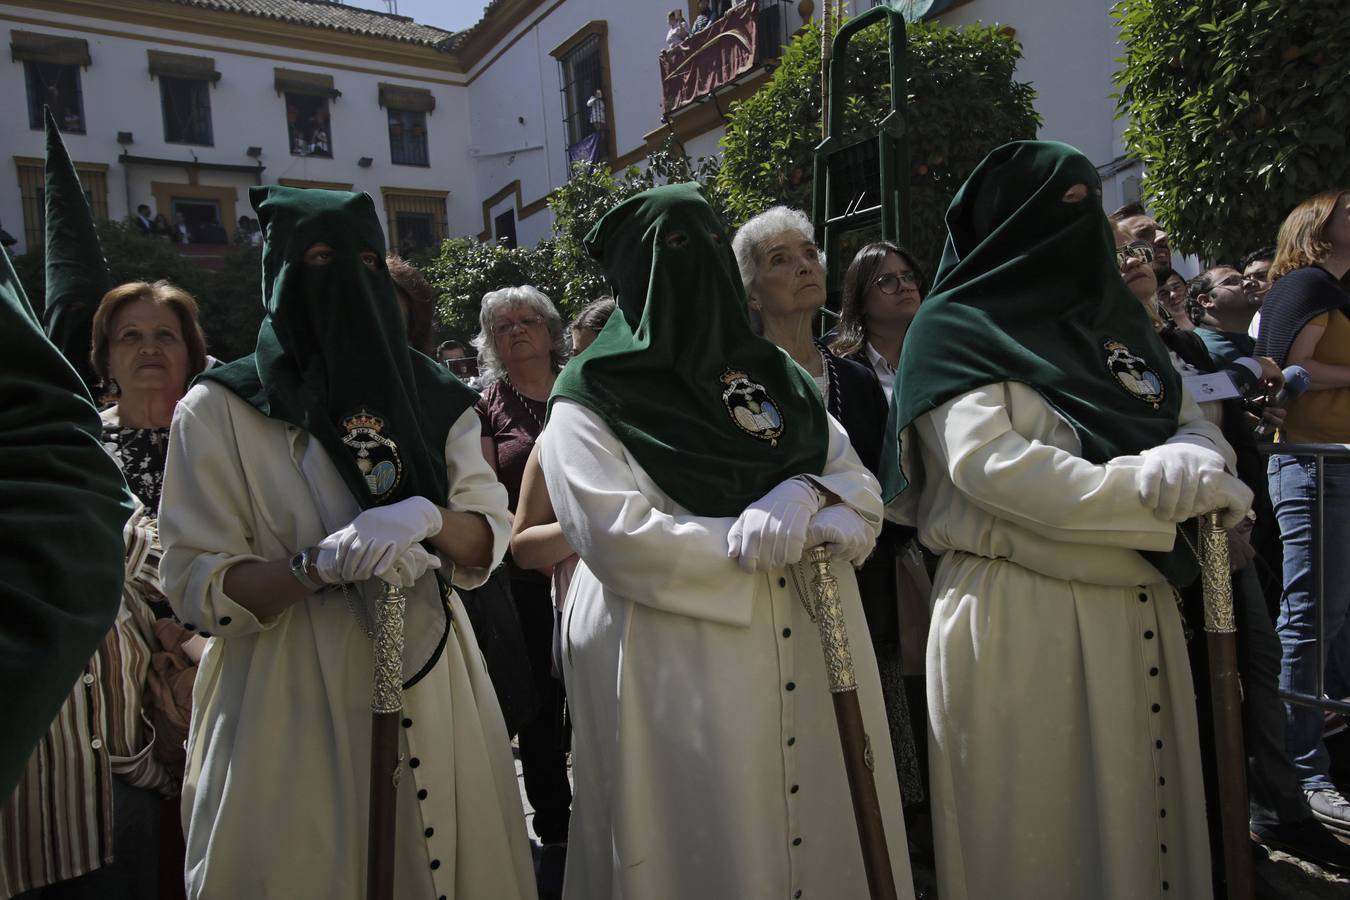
[
  {"xmin": 367, "ymin": 582, "xmax": 406, "ymax": 900},
  {"xmin": 805, "ymin": 546, "xmax": 899, "ymax": 900}
]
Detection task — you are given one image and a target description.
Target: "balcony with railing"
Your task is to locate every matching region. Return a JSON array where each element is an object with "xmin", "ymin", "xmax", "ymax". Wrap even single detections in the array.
[{"xmin": 659, "ymin": 0, "xmax": 799, "ymax": 117}]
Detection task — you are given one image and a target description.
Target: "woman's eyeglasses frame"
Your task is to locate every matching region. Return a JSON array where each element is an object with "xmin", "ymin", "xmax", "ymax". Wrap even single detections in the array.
[{"xmin": 872, "ymin": 271, "xmax": 921, "ymax": 295}]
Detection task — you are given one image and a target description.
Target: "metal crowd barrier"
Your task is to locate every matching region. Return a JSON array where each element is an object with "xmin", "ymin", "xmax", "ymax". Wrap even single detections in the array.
[{"xmin": 1257, "ymin": 441, "xmax": 1350, "ymax": 715}]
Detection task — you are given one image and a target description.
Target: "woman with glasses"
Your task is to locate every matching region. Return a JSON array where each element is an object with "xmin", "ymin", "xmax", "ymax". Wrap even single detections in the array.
[
  {"xmin": 1155, "ymin": 266, "xmax": 1196, "ymax": 330},
  {"xmin": 730, "ymin": 210, "xmax": 928, "ymax": 839},
  {"xmin": 473, "ymin": 285, "xmax": 572, "ymax": 895},
  {"xmin": 831, "ymin": 241, "xmax": 926, "ymax": 402}
]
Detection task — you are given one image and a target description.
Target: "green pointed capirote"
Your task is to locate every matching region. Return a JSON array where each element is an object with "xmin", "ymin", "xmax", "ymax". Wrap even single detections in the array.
[
  {"xmin": 878, "ymin": 140, "xmax": 1195, "ymax": 582},
  {"xmin": 200, "ymin": 185, "xmax": 476, "ymax": 512},
  {"xmin": 0, "ymin": 244, "xmax": 133, "ymax": 795},
  {"xmin": 549, "ymin": 182, "xmax": 829, "ymax": 517},
  {"xmin": 43, "ymin": 106, "xmax": 110, "ymax": 392}
]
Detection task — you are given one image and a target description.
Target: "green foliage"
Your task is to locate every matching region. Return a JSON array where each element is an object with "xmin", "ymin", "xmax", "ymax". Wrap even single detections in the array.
[
  {"xmin": 430, "ymin": 137, "xmax": 725, "ymax": 332},
  {"xmin": 717, "ymin": 18, "xmax": 1039, "ymax": 272},
  {"xmin": 425, "ymin": 237, "xmax": 566, "ymax": 337},
  {"xmin": 12, "ymin": 221, "xmax": 264, "ymax": 362},
  {"xmin": 1114, "ymin": 0, "xmax": 1350, "ymax": 261}
]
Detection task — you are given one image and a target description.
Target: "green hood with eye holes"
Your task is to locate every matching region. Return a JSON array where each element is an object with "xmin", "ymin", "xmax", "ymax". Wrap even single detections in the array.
[
  {"xmin": 879, "ymin": 141, "xmax": 1197, "ymax": 585},
  {"xmin": 548, "ymin": 182, "xmax": 828, "ymax": 517},
  {"xmin": 199, "ymin": 185, "xmax": 476, "ymax": 511}
]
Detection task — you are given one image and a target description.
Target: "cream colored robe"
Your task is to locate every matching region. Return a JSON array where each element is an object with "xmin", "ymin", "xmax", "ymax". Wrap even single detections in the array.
[
  {"xmin": 159, "ymin": 383, "xmax": 536, "ymax": 900},
  {"xmin": 538, "ymin": 399, "xmax": 915, "ymax": 900},
  {"xmin": 890, "ymin": 382, "xmax": 1231, "ymax": 900}
]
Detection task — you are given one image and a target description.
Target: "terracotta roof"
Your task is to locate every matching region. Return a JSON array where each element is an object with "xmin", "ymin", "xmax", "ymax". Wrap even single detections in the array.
[{"xmin": 160, "ymin": 0, "xmax": 460, "ymax": 49}]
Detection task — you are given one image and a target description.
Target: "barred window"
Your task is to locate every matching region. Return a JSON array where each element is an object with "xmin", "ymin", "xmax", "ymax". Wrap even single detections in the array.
[
  {"xmin": 559, "ymin": 35, "xmax": 604, "ymax": 154},
  {"xmin": 382, "ymin": 188, "xmax": 447, "ymax": 256},
  {"xmin": 25, "ymin": 61, "xmax": 84, "ymax": 132},
  {"xmin": 388, "ymin": 109, "xmax": 429, "ymax": 167},
  {"xmin": 160, "ymin": 76, "xmax": 213, "ymax": 146},
  {"xmin": 286, "ymin": 93, "xmax": 333, "ymax": 158}
]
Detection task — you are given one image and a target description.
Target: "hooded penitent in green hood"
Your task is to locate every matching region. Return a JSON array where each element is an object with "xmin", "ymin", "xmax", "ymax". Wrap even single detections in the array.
[
  {"xmin": 879, "ymin": 141, "xmax": 1196, "ymax": 583},
  {"xmin": 549, "ymin": 183, "xmax": 828, "ymax": 517},
  {"xmin": 42, "ymin": 106, "xmax": 110, "ymax": 392},
  {"xmin": 200, "ymin": 186, "xmax": 476, "ymax": 512},
  {"xmin": 0, "ymin": 244, "xmax": 133, "ymax": 796}
]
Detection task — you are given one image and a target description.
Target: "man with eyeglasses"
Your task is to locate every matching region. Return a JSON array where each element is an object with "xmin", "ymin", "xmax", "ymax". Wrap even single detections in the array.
[
  {"xmin": 1190, "ymin": 266, "xmax": 1261, "ymax": 366},
  {"xmin": 1111, "ymin": 202, "xmax": 1173, "ymax": 272},
  {"xmin": 1242, "ymin": 247, "xmax": 1275, "ymax": 339}
]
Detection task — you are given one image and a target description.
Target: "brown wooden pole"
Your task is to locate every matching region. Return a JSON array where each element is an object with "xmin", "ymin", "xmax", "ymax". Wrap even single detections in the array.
[
  {"xmin": 806, "ymin": 546, "xmax": 899, "ymax": 900},
  {"xmin": 1199, "ymin": 513, "xmax": 1253, "ymax": 900},
  {"xmin": 367, "ymin": 582, "xmax": 406, "ymax": 900}
]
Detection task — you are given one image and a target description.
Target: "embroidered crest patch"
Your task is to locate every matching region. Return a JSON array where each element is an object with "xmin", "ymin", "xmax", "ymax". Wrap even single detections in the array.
[
  {"xmin": 720, "ymin": 369, "xmax": 785, "ymax": 445},
  {"xmin": 340, "ymin": 408, "xmax": 403, "ymax": 500},
  {"xmin": 1103, "ymin": 339, "xmax": 1165, "ymax": 408}
]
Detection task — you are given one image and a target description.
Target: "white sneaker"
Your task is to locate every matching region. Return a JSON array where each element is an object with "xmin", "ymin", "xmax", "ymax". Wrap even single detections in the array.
[{"xmin": 1305, "ymin": 788, "xmax": 1350, "ymax": 836}]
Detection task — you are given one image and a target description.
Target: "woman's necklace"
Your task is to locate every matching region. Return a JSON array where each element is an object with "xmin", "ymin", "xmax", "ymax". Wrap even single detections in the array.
[
  {"xmin": 504, "ymin": 377, "xmax": 545, "ymax": 433},
  {"xmin": 816, "ymin": 346, "xmax": 835, "ymax": 411}
]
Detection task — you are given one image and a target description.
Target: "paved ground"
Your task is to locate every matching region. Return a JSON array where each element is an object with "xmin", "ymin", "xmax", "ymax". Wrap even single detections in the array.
[{"xmin": 512, "ymin": 732, "xmax": 1350, "ymax": 897}]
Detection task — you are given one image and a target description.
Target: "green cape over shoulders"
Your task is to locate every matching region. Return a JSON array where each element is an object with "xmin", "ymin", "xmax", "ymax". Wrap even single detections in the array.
[
  {"xmin": 879, "ymin": 141, "xmax": 1195, "ymax": 583},
  {"xmin": 549, "ymin": 183, "xmax": 828, "ymax": 517},
  {"xmin": 0, "ymin": 245, "xmax": 133, "ymax": 796},
  {"xmin": 200, "ymin": 186, "xmax": 476, "ymax": 512},
  {"xmin": 42, "ymin": 107, "xmax": 111, "ymax": 392}
]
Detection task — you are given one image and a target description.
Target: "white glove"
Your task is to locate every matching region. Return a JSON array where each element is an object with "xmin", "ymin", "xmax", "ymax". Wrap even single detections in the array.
[
  {"xmin": 726, "ymin": 477, "xmax": 822, "ymax": 571},
  {"xmin": 383, "ymin": 545, "xmax": 442, "ymax": 588},
  {"xmin": 1198, "ymin": 471, "xmax": 1254, "ymax": 530},
  {"xmin": 804, "ymin": 504, "xmax": 875, "ymax": 568},
  {"xmin": 1137, "ymin": 443, "xmax": 1226, "ymax": 523},
  {"xmin": 313, "ymin": 496, "xmax": 443, "ymax": 584}
]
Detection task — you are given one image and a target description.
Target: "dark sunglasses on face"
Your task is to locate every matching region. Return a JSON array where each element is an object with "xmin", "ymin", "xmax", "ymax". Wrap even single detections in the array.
[
  {"xmin": 1115, "ymin": 240, "xmax": 1154, "ymax": 268},
  {"xmin": 873, "ymin": 272, "xmax": 920, "ymax": 294}
]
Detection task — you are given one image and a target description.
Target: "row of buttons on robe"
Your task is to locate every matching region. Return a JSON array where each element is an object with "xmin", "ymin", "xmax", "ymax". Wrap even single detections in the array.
[
  {"xmin": 1139, "ymin": 588, "xmax": 1171, "ymax": 893},
  {"xmin": 402, "ymin": 715, "xmax": 448, "ymax": 899},
  {"xmin": 779, "ymin": 575, "xmax": 805, "ymax": 900}
]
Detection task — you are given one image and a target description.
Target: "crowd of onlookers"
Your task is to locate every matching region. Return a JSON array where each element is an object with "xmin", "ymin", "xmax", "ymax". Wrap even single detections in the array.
[
  {"xmin": 131, "ymin": 203, "xmax": 260, "ymax": 246},
  {"xmin": 7, "ymin": 180, "xmax": 1350, "ymax": 899}
]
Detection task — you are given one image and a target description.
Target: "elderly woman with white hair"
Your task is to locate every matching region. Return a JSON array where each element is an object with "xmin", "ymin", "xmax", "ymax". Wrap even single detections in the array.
[
  {"xmin": 732, "ymin": 207, "xmax": 928, "ymax": 819},
  {"xmin": 474, "ymin": 284, "xmax": 572, "ymax": 891}
]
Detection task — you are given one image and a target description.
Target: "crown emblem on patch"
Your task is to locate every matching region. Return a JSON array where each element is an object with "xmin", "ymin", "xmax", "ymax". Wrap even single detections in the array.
[
  {"xmin": 340, "ymin": 407, "xmax": 403, "ymax": 499},
  {"xmin": 341, "ymin": 410, "xmax": 385, "ymax": 434},
  {"xmin": 720, "ymin": 368, "xmax": 785, "ymax": 445}
]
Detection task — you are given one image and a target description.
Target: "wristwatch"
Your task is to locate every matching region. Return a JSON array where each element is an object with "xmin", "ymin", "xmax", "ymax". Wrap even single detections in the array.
[{"xmin": 289, "ymin": 546, "xmax": 325, "ymax": 593}]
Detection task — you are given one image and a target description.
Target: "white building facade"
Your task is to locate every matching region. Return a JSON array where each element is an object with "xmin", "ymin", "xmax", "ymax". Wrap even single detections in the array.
[{"xmin": 2, "ymin": 0, "xmax": 1139, "ymax": 259}]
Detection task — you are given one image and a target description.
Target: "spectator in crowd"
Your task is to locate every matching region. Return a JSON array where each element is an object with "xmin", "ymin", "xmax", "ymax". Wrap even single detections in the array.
[
  {"xmin": 1111, "ymin": 201, "xmax": 1173, "ymax": 271},
  {"xmin": 438, "ymin": 339, "xmax": 468, "ymax": 364},
  {"xmin": 159, "ymin": 185, "xmax": 531, "ymax": 899},
  {"xmin": 690, "ymin": 0, "xmax": 713, "ymax": 34},
  {"xmin": 171, "ymin": 212, "xmax": 191, "ymax": 244},
  {"xmin": 887, "ymin": 141, "xmax": 1249, "ymax": 899},
  {"xmin": 510, "ymin": 296, "xmax": 618, "ymax": 668},
  {"xmin": 1255, "ymin": 188, "xmax": 1350, "ymax": 837},
  {"xmin": 568, "ymin": 295, "xmax": 615, "ymax": 354},
  {"xmin": 135, "ymin": 204, "xmax": 154, "ymax": 235},
  {"xmin": 1155, "ymin": 266, "xmax": 1196, "ymax": 330},
  {"xmin": 539, "ymin": 182, "xmax": 910, "ymax": 900},
  {"xmin": 586, "ymin": 90, "xmax": 607, "ymax": 144},
  {"xmin": 664, "ymin": 8, "xmax": 689, "ymax": 49},
  {"xmin": 473, "ymin": 285, "xmax": 572, "ymax": 898},
  {"xmin": 1116, "ymin": 222, "xmax": 1350, "ymax": 874},
  {"xmin": 385, "ymin": 253, "xmax": 436, "ymax": 356},
  {"xmin": 831, "ymin": 240, "xmax": 926, "ymax": 402},
  {"xmin": 150, "ymin": 213, "xmax": 173, "ymax": 241},
  {"xmin": 0, "ymin": 250, "xmax": 135, "ymax": 888},
  {"xmin": 232, "ymin": 215, "xmax": 254, "ymax": 245},
  {"xmin": 2, "ymin": 280, "xmax": 211, "ymax": 899},
  {"xmin": 1191, "ymin": 265, "xmax": 1260, "ymax": 365},
  {"xmin": 1243, "ymin": 246, "xmax": 1276, "ymax": 339},
  {"xmin": 732, "ymin": 209, "xmax": 926, "ymax": 823}
]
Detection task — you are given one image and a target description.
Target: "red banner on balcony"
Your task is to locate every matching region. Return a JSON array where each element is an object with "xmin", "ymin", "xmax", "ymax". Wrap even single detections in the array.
[{"xmin": 660, "ymin": 3, "xmax": 758, "ymax": 114}]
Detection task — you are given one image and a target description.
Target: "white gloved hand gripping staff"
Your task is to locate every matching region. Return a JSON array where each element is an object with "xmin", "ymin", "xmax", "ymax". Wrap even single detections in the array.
[
  {"xmin": 726, "ymin": 477, "xmax": 822, "ymax": 572},
  {"xmin": 805, "ymin": 504, "xmax": 875, "ymax": 568},
  {"xmin": 314, "ymin": 495, "xmax": 443, "ymax": 584}
]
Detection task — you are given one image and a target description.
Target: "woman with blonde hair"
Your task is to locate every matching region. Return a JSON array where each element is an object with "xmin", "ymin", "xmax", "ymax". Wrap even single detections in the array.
[{"xmin": 1255, "ymin": 188, "xmax": 1350, "ymax": 836}]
